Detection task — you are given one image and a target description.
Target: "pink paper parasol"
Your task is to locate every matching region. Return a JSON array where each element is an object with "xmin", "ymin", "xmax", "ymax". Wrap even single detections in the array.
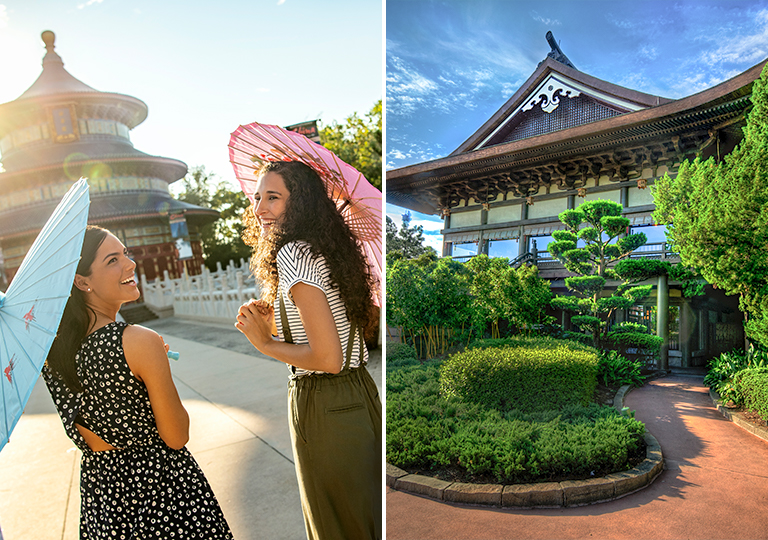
[{"xmin": 228, "ymin": 122, "xmax": 382, "ymax": 306}]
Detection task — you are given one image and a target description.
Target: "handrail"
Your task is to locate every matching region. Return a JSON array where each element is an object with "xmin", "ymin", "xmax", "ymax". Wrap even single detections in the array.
[{"xmin": 140, "ymin": 258, "xmax": 261, "ymax": 322}]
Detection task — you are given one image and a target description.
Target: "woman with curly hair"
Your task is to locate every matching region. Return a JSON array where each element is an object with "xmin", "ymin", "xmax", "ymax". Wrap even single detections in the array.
[{"xmin": 236, "ymin": 160, "xmax": 381, "ymax": 540}]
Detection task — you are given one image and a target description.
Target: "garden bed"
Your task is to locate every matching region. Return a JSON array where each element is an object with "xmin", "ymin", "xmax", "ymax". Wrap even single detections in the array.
[{"xmin": 387, "ymin": 340, "xmax": 648, "ymax": 486}]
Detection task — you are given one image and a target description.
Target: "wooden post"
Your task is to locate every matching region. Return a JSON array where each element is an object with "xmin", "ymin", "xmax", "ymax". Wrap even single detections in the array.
[{"xmin": 657, "ymin": 274, "xmax": 669, "ymax": 371}]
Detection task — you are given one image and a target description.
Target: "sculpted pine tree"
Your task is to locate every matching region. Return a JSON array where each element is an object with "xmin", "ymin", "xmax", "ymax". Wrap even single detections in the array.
[
  {"xmin": 653, "ymin": 64, "xmax": 768, "ymax": 344},
  {"xmin": 548, "ymin": 199, "xmax": 650, "ymax": 346}
]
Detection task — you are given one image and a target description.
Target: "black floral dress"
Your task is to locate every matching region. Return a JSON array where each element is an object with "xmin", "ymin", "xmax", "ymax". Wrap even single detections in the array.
[{"xmin": 43, "ymin": 321, "xmax": 233, "ymax": 539}]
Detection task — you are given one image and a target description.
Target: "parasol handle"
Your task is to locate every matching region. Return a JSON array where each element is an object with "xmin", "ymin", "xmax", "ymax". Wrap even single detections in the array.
[{"xmin": 167, "ymin": 350, "xmax": 180, "ymax": 361}]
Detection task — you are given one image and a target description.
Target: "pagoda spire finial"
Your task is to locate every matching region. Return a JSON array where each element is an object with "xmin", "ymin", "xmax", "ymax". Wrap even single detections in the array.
[
  {"xmin": 41, "ymin": 30, "xmax": 56, "ymax": 52},
  {"xmin": 39, "ymin": 30, "xmax": 64, "ymax": 69}
]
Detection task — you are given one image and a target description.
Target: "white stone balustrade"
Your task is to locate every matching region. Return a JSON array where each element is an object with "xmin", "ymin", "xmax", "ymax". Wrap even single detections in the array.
[{"xmin": 141, "ymin": 258, "xmax": 261, "ymax": 323}]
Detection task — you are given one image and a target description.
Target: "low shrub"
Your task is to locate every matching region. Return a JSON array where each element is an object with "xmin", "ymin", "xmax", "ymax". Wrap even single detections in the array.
[
  {"xmin": 734, "ymin": 367, "xmax": 768, "ymax": 421},
  {"xmin": 440, "ymin": 337, "xmax": 598, "ymax": 412},
  {"xmin": 598, "ymin": 350, "xmax": 646, "ymax": 387},
  {"xmin": 606, "ymin": 331, "xmax": 663, "ymax": 352},
  {"xmin": 704, "ymin": 347, "xmax": 768, "ymax": 404},
  {"xmin": 387, "ymin": 359, "xmax": 646, "ymax": 483},
  {"xmin": 386, "ymin": 342, "xmax": 420, "ymax": 372}
]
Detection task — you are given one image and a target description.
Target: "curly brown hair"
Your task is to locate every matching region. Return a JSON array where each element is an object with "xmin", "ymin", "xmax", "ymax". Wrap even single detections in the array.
[{"xmin": 242, "ymin": 160, "xmax": 376, "ymax": 329}]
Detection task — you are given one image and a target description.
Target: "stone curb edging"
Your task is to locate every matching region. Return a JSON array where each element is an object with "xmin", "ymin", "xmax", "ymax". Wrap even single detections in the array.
[
  {"xmin": 387, "ymin": 385, "xmax": 664, "ymax": 508},
  {"xmin": 709, "ymin": 389, "xmax": 768, "ymax": 443}
]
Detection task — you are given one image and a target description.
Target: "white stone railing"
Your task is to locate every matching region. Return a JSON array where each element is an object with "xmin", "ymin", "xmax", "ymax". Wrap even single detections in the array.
[{"xmin": 141, "ymin": 259, "xmax": 261, "ymax": 323}]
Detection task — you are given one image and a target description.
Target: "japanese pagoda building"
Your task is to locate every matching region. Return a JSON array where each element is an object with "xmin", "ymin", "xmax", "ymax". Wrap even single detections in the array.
[
  {"xmin": 387, "ymin": 32, "xmax": 763, "ymax": 369},
  {"xmin": 0, "ymin": 31, "xmax": 217, "ymax": 288}
]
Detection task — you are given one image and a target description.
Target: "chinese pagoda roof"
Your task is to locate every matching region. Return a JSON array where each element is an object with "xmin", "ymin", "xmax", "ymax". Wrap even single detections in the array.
[
  {"xmin": 0, "ymin": 193, "xmax": 218, "ymax": 240},
  {"xmin": 0, "ymin": 31, "xmax": 148, "ymax": 132},
  {"xmin": 0, "ymin": 141, "xmax": 187, "ymax": 186}
]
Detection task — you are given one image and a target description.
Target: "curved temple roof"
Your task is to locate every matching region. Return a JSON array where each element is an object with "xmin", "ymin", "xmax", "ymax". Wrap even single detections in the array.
[{"xmin": 386, "ymin": 34, "xmax": 767, "ymax": 216}]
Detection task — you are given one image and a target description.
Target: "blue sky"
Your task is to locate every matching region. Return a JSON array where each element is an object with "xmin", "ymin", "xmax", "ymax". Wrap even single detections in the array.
[
  {"xmin": 386, "ymin": 0, "xmax": 768, "ymax": 252},
  {"xmin": 0, "ymin": 0, "xmax": 382, "ymax": 190}
]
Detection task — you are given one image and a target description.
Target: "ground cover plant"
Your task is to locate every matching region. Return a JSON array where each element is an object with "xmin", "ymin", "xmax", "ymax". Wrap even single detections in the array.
[{"xmin": 386, "ymin": 339, "xmax": 647, "ymax": 484}]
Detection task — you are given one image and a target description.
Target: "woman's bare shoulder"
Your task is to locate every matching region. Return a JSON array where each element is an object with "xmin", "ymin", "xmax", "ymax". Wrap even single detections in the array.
[{"xmin": 122, "ymin": 324, "xmax": 164, "ymax": 352}]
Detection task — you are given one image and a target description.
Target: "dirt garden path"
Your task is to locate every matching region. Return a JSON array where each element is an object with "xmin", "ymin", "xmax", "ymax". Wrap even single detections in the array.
[{"xmin": 385, "ymin": 373, "xmax": 768, "ymax": 540}]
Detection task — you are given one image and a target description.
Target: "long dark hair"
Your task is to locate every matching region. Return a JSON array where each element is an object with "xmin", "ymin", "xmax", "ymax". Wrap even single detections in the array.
[
  {"xmin": 46, "ymin": 225, "xmax": 109, "ymax": 392},
  {"xmin": 242, "ymin": 160, "xmax": 376, "ymax": 329}
]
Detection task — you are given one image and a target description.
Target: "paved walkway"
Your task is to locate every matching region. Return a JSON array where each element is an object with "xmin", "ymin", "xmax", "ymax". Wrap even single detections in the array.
[
  {"xmin": 386, "ymin": 373, "xmax": 768, "ymax": 540},
  {"xmin": 0, "ymin": 317, "xmax": 381, "ymax": 540}
]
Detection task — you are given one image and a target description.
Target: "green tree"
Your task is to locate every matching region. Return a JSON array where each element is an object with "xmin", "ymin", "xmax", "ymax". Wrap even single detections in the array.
[
  {"xmin": 320, "ymin": 100, "xmax": 382, "ymax": 191},
  {"xmin": 386, "ymin": 212, "xmax": 438, "ymax": 260},
  {"xmin": 386, "ymin": 256, "xmax": 471, "ymax": 357},
  {"xmin": 653, "ymin": 64, "xmax": 768, "ymax": 345},
  {"xmin": 175, "ymin": 166, "xmax": 251, "ymax": 270},
  {"xmin": 548, "ymin": 200, "xmax": 650, "ymax": 346},
  {"xmin": 465, "ymin": 255, "xmax": 552, "ymax": 338}
]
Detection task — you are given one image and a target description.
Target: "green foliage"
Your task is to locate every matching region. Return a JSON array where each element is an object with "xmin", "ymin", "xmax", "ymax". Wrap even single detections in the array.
[
  {"xmin": 386, "ymin": 213, "xmax": 438, "ymax": 259},
  {"xmin": 564, "ymin": 275, "xmax": 606, "ymax": 297},
  {"xmin": 703, "ymin": 349, "xmax": 751, "ymax": 388},
  {"xmin": 610, "ymin": 322, "xmax": 648, "ymax": 334},
  {"xmin": 550, "ymin": 199, "xmax": 652, "ymax": 346},
  {"xmin": 386, "ymin": 343, "xmax": 420, "ymax": 372},
  {"xmin": 386, "ymin": 256, "xmax": 472, "ymax": 358},
  {"xmin": 466, "ymin": 255, "xmax": 552, "ymax": 338},
  {"xmin": 734, "ymin": 367, "xmax": 768, "ymax": 421},
  {"xmin": 705, "ymin": 346, "xmax": 768, "ymax": 405},
  {"xmin": 174, "ymin": 166, "xmax": 251, "ymax": 270},
  {"xmin": 387, "ymin": 254, "xmax": 552, "ymax": 357},
  {"xmin": 597, "ymin": 350, "xmax": 646, "ymax": 387},
  {"xmin": 387, "ymin": 357, "xmax": 646, "ymax": 483},
  {"xmin": 319, "ymin": 100, "xmax": 381, "ymax": 191},
  {"xmin": 439, "ymin": 338, "xmax": 598, "ymax": 412},
  {"xmin": 606, "ymin": 331, "xmax": 663, "ymax": 352},
  {"xmin": 652, "ymin": 65, "xmax": 768, "ymax": 345}
]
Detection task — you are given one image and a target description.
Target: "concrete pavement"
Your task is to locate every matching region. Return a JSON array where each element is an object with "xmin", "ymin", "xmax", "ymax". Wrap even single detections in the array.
[
  {"xmin": 0, "ymin": 317, "xmax": 381, "ymax": 540},
  {"xmin": 386, "ymin": 372, "xmax": 768, "ymax": 540}
]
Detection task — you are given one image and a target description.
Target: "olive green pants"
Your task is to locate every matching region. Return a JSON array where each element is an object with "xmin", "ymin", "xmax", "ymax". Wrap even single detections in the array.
[{"xmin": 288, "ymin": 366, "xmax": 382, "ymax": 540}]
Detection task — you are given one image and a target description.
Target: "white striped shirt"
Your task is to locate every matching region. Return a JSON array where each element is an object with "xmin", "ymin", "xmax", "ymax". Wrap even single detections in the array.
[{"xmin": 275, "ymin": 241, "xmax": 367, "ymax": 377}]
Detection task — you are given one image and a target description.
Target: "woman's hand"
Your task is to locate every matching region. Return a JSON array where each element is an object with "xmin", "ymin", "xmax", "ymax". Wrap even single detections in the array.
[
  {"xmin": 235, "ymin": 299, "xmax": 275, "ymax": 353},
  {"xmin": 237, "ymin": 285, "xmax": 344, "ymax": 373}
]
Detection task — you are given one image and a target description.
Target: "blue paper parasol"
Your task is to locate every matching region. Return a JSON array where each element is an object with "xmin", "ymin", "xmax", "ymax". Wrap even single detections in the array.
[{"xmin": 0, "ymin": 178, "xmax": 90, "ymax": 452}]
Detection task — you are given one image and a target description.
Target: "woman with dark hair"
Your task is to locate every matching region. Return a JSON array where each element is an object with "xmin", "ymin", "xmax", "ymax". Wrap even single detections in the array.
[
  {"xmin": 236, "ymin": 160, "xmax": 381, "ymax": 540},
  {"xmin": 44, "ymin": 225, "xmax": 233, "ymax": 539}
]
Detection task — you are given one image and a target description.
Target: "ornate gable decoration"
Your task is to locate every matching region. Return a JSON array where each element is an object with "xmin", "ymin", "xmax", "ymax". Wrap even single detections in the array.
[
  {"xmin": 475, "ymin": 73, "xmax": 648, "ymax": 150},
  {"xmin": 523, "ymin": 75, "xmax": 581, "ymax": 114}
]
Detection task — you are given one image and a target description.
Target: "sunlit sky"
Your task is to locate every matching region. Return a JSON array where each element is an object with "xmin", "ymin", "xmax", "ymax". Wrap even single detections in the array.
[
  {"xmin": 0, "ymin": 0, "xmax": 382, "ymax": 189},
  {"xmin": 386, "ymin": 0, "xmax": 768, "ymax": 253}
]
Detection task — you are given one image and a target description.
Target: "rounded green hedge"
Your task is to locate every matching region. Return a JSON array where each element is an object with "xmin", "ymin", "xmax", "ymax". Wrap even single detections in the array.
[
  {"xmin": 440, "ymin": 337, "xmax": 598, "ymax": 412},
  {"xmin": 387, "ymin": 358, "xmax": 646, "ymax": 483}
]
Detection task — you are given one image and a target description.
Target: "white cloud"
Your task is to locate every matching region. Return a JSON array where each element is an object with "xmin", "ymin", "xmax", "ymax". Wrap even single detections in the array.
[
  {"xmin": 639, "ymin": 45, "xmax": 658, "ymax": 61},
  {"xmin": 0, "ymin": 5, "xmax": 8, "ymax": 28},
  {"xmin": 278, "ymin": 0, "xmax": 287, "ymax": 4},
  {"xmin": 530, "ymin": 11, "xmax": 561, "ymax": 27},
  {"xmin": 77, "ymin": 0, "xmax": 104, "ymax": 9},
  {"xmin": 701, "ymin": 25, "xmax": 768, "ymax": 65}
]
